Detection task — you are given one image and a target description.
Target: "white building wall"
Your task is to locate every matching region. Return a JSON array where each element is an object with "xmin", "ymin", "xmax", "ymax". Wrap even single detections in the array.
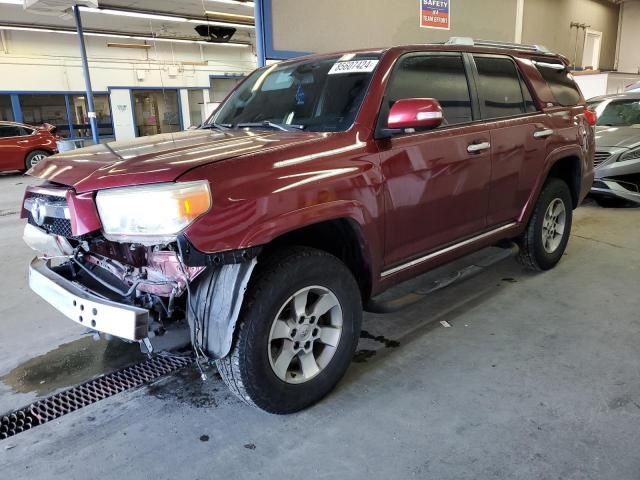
[
  {"xmin": 617, "ymin": 0, "xmax": 640, "ymax": 74},
  {"xmin": 110, "ymin": 89, "xmax": 135, "ymax": 141},
  {"xmin": 0, "ymin": 30, "xmax": 256, "ymax": 91},
  {"xmin": 179, "ymin": 89, "xmax": 192, "ymax": 129},
  {"xmin": 0, "ymin": 30, "xmax": 255, "ymax": 139}
]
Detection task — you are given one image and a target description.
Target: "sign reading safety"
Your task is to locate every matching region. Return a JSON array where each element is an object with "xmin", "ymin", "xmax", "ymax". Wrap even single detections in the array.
[{"xmin": 420, "ymin": 0, "xmax": 451, "ymax": 30}]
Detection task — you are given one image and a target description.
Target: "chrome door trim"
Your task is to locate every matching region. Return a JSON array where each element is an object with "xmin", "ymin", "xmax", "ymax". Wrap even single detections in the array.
[{"xmin": 381, "ymin": 222, "xmax": 518, "ymax": 278}]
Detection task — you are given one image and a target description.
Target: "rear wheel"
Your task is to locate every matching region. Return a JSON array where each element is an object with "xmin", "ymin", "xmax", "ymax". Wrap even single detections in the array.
[
  {"xmin": 517, "ymin": 178, "xmax": 573, "ymax": 271},
  {"xmin": 25, "ymin": 150, "xmax": 50, "ymax": 170},
  {"xmin": 215, "ymin": 247, "xmax": 362, "ymax": 414}
]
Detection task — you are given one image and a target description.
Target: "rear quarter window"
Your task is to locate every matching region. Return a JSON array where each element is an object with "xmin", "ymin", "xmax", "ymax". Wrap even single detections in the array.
[{"xmin": 534, "ymin": 62, "xmax": 582, "ymax": 106}]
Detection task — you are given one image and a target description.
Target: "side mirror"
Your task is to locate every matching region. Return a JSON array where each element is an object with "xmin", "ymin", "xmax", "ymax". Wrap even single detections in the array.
[{"xmin": 387, "ymin": 98, "xmax": 444, "ymax": 131}]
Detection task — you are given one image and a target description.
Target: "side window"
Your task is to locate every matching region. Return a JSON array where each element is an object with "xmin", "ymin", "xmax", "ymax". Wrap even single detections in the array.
[
  {"xmin": 386, "ymin": 54, "xmax": 473, "ymax": 126},
  {"xmin": 534, "ymin": 62, "xmax": 582, "ymax": 106},
  {"xmin": 0, "ymin": 126, "xmax": 21, "ymax": 138},
  {"xmin": 521, "ymin": 78, "xmax": 538, "ymax": 113},
  {"xmin": 19, "ymin": 127, "xmax": 34, "ymax": 136},
  {"xmin": 474, "ymin": 56, "xmax": 527, "ymax": 119}
]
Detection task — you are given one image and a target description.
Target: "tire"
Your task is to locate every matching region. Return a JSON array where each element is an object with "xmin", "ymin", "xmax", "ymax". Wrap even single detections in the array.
[
  {"xmin": 215, "ymin": 247, "xmax": 362, "ymax": 414},
  {"xmin": 25, "ymin": 150, "xmax": 50, "ymax": 170},
  {"xmin": 516, "ymin": 178, "xmax": 573, "ymax": 271}
]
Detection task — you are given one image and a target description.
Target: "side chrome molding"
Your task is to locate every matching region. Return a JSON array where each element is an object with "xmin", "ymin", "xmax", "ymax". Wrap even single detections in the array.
[{"xmin": 380, "ymin": 223, "xmax": 518, "ymax": 278}]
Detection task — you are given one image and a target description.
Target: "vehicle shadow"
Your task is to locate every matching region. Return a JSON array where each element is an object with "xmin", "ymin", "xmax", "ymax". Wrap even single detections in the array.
[{"xmin": 339, "ymin": 257, "xmax": 524, "ymax": 388}]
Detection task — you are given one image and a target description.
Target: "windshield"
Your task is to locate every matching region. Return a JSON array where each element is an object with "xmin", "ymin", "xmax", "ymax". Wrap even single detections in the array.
[
  {"xmin": 206, "ymin": 53, "xmax": 381, "ymax": 132},
  {"xmin": 588, "ymin": 98, "xmax": 640, "ymax": 127}
]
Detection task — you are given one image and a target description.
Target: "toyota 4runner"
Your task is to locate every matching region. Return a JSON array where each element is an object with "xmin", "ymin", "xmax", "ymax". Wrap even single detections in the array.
[{"xmin": 22, "ymin": 38, "xmax": 595, "ymax": 414}]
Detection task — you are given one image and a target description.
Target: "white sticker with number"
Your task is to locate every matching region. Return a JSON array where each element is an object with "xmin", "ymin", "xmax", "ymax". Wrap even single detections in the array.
[{"xmin": 328, "ymin": 60, "xmax": 379, "ymax": 75}]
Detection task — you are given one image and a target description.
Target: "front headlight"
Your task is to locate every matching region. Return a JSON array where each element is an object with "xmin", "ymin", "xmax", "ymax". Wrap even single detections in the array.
[
  {"xmin": 96, "ymin": 181, "xmax": 211, "ymax": 243},
  {"xmin": 619, "ymin": 148, "xmax": 640, "ymax": 162}
]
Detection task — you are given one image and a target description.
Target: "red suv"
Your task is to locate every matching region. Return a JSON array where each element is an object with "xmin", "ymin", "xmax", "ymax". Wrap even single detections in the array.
[
  {"xmin": 0, "ymin": 121, "xmax": 58, "ymax": 172},
  {"xmin": 22, "ymin": 39, "xmax": 594, "ymax": 413}
]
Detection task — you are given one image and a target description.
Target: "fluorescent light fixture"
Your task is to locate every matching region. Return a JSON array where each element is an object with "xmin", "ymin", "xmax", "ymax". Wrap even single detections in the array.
[
  {"xmin": 0, "ymin": 0, "xmax": 22, "ymax": 4},
  {"xmin": 205, "ymin": 10, "xmax": 255, "ymax": 21},
  {"xmin": 207, "ymin": 0, "xmax": 255, "ymax": 7},
  {"xmin": 79, "ymin": 7, "xmax": 187, "ymax": 23},
  {"xmin": 187, "ymin": 19, "xmax": 255, "ymax": 29},
  {"xmin": 0, "ymin": 25, "xmax": 250, "ymax": 47}
]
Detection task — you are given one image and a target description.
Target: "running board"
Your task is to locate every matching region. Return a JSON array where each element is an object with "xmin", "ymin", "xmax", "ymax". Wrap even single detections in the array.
[{"xmin": 364, "ymin": 242, "xmax": 518, "ymax": 314}]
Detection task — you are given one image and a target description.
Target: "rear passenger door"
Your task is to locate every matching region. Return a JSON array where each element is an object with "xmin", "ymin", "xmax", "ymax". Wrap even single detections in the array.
[
  {"xmin": 471, "ymin": 54, "xmax": 551, "ymax": 225},
  {"xmin": 377, "ymin": 53, "xmax": 492, "ymax": 268},
  {"xmin": 0, "ymin": 125, "xmax": 27, "ymax": 171}
]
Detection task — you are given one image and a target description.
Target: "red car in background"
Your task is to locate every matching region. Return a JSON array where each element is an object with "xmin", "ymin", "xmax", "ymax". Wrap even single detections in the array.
[{"xmin": 0, "ymin": 121, "xmax": 58, "ymax": 172}]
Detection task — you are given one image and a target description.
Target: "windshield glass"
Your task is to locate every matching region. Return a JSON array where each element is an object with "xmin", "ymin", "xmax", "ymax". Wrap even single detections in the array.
[
  {"xmin": 207, "ymin": 53, "xmax": 381, "ymax": 132},
  {"xmin": 589, "ymin": 98, "xmax": 640, "ymax": 127}
]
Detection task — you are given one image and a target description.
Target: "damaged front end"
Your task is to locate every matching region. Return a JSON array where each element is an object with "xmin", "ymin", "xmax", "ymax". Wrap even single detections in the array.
[{"xmin": 22, "ymin": 184, "xmax": 259, "ymax": 358}]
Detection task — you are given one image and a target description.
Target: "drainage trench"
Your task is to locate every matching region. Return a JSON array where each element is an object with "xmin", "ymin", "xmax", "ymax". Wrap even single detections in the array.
[{"xmin": 0, "ymin": 355, "xmax": 193, "ymax": 441}]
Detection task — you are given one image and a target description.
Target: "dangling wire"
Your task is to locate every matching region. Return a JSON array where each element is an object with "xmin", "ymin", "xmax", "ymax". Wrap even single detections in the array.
[{"xmin": 176, "ymin": 241, "xmax": 209, "ymax": 381}]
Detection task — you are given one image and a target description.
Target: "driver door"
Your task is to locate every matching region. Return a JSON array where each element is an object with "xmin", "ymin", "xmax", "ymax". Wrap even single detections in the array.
[{"xmin": 377, "ymin": 53, "xmax": 492, "ymax": 268}]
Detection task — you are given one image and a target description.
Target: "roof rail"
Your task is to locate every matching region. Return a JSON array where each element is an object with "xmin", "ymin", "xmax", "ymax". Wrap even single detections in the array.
[{"xmin": 446, "ymin": 37, "xmax": 550, "ymax": 54}]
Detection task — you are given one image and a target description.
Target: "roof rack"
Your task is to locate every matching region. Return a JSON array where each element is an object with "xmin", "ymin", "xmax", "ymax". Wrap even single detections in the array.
[{"xmin": 445, "ymin": 37, "xmax": 550, "ymax": 54}]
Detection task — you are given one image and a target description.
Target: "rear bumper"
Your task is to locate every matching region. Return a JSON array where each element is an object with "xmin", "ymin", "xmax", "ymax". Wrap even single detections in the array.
[{"xmin": 29, "ymin": 257, "xmax": 149, "ymax": 341}]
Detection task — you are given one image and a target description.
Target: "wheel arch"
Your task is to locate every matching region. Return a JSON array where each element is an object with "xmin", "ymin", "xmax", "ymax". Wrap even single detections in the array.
[
  {"xmin": 545, "ymin": 155, "xmax": 582, "ymax": 208},
  {"xmin": 263, "ymin": 217, "xmax": 374, "ymax": 301},
  {"xmin": 519, "ymin": 149, "xmax": 584, "ymax": 225}
]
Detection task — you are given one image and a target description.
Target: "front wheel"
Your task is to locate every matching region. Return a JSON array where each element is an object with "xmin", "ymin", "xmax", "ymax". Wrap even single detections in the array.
[
  {"xmin": 215, "ymin": 247, "xmax": 362, "ymax": 414},
  {"xmin": 517, "ymin": 178, "xmax": 573, "ymax": 271},
  {"xmin": 25, "ymin": 150, "xmax": 50, "ymax": 171}
]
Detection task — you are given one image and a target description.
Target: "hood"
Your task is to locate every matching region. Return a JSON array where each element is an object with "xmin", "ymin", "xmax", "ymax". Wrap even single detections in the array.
[
  {"xmin": 29, "ymin": 129, "xmax": 327, "ymax": 193},
  {"xmin": 595, "ymin": 126, "xmax": 640, "ymax": 149}
]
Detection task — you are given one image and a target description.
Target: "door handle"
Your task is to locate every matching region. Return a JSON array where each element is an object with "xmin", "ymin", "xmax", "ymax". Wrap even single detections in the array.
[
  {"xmin": 533, "ymin": 128, "xmax": 554, "ymax": 139},
  {"xmin": 467, "ymin": 142, "xmax": 491, "ymax": 153},
  {"xmin": 17, "ymin": 140, "xmax": 29, "ymax": 144}
]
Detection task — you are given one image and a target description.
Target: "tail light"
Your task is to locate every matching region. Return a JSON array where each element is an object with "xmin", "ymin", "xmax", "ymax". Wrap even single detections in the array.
[{"xmin": 584, "ymin": 107, "xmax": 597, "ymax": 126}]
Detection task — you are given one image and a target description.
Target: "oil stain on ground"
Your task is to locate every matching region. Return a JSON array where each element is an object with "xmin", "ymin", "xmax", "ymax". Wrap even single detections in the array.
[
  {"xmin": 353, "ymin": 330, "xmax": 401, "ymax": 363},
  {"xmin": 0, "ymin": 336, "xmax": 144, "ymax": 396},
  {"xmin": 359, "ymin": 330, "xmax": 400, "ymax": 348},
  {"xmin": 146, "ymin": 364, "xmax": 232, "ymax": 409}
]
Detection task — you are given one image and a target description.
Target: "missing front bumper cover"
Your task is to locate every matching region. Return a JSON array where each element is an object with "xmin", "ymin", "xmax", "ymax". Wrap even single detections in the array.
[{"xmin": 29, "ymin": 257, "xmax": 149, "ymax": 341}]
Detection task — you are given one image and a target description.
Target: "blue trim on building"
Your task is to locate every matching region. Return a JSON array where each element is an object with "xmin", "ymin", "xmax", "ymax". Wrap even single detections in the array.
[
  {"xmin": 0, "ymin": 90, "xmax": 109, "ymax": 95},
  {"xmin": 10, "ymin": 94, "xmax": 22, "ymax": 123},
  {"xmin": 209, "ymin": 74, "xmax": 246, "ymax": 79},
  {"xmin": 262, "ymin": 0, "xmax": 310, "ymax": 60},
  {"xmin": 255, "ymin": 0, "xmax": 267, "ymax": 67}
]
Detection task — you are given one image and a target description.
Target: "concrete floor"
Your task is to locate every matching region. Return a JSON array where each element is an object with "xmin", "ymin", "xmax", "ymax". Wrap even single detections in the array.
[{"xmin": 1, "ymin": 172, "xmax": 639, "ymax": 479}]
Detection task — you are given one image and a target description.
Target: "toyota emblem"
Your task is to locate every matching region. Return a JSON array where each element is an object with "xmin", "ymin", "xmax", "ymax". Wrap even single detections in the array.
[{"xmin": 31, "ymin": 198, "xmax": 47, "ymax": 226}]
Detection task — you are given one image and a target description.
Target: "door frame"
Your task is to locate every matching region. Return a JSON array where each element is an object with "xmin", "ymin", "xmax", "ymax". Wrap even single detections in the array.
[{"xmin": 582, "ymin": 29, "xmax": 603, "ymax": 71}]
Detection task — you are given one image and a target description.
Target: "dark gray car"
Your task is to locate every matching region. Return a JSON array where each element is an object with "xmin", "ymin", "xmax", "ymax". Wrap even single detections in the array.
[{"xmin": 588, "ymin": 92, "xmax": 640, "ymax": 205}]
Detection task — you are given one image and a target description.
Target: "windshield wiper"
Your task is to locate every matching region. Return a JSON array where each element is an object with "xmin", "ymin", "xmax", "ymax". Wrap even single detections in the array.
[
  {"xmin": 200, "ymin": 122, "xmax": 232, "ymax": 132},
  {"xmin": 234, "ymin": 121, "xmax": 305, "ymax": 132}
]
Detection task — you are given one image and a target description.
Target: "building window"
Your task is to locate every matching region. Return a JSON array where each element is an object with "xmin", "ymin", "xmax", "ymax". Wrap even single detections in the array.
[
  {"xmin": 132, "ymin": 90, "xmax": 181, "ymax": 137},
  {"xmin": 0, "ymin": 95, "xmax": 14, "ymax": 122},
  {"xmin": 20, "ymin": 94, "xmax": 71, "ymax": 137},
  {"xmin": 70, "ymin": 94, "xmax": 114, "ymax": 138},
  {"xmin": 210, "ymin": 77, "xmax": 243, "ymax": 105}
]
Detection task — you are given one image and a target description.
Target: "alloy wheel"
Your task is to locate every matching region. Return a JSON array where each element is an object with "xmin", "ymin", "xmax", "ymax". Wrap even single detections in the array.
[
  {"xmin": 541, "ymin": 198, "xmax": 567, "ymax": 253},
  {"xmin": 29, "ymin": 153, "xmax": 47, "ymax": 168},
  {"xmin": 268, "ymin": 286, "xmax": 343, "ymax": 384}
]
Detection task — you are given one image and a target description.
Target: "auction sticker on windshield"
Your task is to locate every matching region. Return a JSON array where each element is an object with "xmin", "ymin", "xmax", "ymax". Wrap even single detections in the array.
[{"xmin": 328, "ymin": 60, "xmax": 379, "ymax": 75}]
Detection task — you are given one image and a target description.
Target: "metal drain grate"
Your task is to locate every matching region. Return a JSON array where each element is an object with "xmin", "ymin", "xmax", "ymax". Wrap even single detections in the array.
[{"xmin": 0, "ymin": 354, "xmax": 193, "ymax": 441}]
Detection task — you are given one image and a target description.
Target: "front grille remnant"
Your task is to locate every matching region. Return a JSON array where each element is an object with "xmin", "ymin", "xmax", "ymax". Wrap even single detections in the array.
[
  {"xmin": 0, "ymin": 355, "xmax": 193, "ymax": 441},
  {"xmin": 594, "ymin": 151, "xmax": 612, "ymax": 168}
]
